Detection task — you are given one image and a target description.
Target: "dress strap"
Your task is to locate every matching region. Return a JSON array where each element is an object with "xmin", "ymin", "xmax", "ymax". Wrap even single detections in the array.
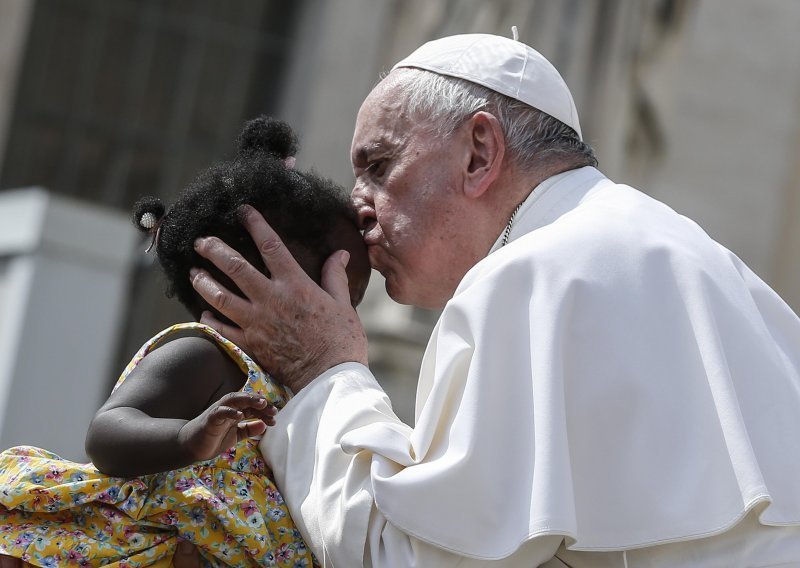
[{"xmin": 113, "ymin": 323, "xmax": 290, "ymax": 407}]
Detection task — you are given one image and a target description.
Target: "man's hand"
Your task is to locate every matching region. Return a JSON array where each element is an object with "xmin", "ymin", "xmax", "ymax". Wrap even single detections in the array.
[
  {"xmin": 178, "ymin": 392, "xmax": 276, "ymax": 461},
  {"xmin": 190, "ymin": 205, "xmax": 368, "ymax": 392}
]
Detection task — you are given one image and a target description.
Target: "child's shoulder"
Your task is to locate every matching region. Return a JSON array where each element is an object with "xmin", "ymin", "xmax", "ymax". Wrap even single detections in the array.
[
  {"xmin": 125, "ymin": 323, "xmax": 247, "ymax": 381},
  {"xmin": 150, "ymin": 333, "xmax": 235, "ymax": 367},
  {"xmin": 153, "ymin": 329, "xmax": 244, "ymax": 377},
  {"xmin": 120, "ymin": 330, "xmax": 248, "ymax": 411}
]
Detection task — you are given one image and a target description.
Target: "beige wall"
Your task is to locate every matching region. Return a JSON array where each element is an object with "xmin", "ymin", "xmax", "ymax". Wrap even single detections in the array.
[
  {"xmin": 774, "ymin": 132, "xmax": 800, "ymax": 311},
  {"xmin": 643, "ymin": 0, "xmax": 800, "ymax": 295}
]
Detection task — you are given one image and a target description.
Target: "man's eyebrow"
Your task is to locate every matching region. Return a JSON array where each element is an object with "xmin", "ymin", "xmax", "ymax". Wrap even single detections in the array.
[{"xmin": 353, "ymin": 143, "xmax": 384, "ymax": 164}]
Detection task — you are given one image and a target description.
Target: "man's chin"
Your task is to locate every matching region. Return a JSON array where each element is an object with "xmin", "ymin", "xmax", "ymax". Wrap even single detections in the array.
[
  {"xmin": 375, "ymin": 266, "xmax": 449, "ymax": 309},
  {"xmin": 367, "ymin": 245, "xmax": 385, "ymax": 269},
  {"xmin": 383, "ymin": 278, "xmax": 410, "ymax": 305},
  {"xmin": 381, "ymin": 274, "xmax": 415, "ymax": 306},
  {"xmin": 384, "ymin": 281, "xmax": 447, "ymax": 310}
]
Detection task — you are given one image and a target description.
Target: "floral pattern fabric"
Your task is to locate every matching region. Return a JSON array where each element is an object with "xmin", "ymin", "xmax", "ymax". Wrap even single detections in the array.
[{"xmin": 0, "ymin": 323, "xmax": 316, "ymax": 568}]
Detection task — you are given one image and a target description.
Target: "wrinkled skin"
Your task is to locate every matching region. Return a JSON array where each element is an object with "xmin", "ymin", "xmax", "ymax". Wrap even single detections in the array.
[{"xmin": 350, "ymin": 79, "xmax": 471, "ymax": 309}]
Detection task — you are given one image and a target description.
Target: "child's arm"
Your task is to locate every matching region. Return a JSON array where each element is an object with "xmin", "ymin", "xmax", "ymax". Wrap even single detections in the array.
[{"xmin": 85, "ymin": 336, "xmax": 276, "ymax": 477}]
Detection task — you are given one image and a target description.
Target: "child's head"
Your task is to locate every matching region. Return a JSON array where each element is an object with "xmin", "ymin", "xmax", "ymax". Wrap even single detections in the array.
[{"xmin": 132, "ymin": 116, "xmax": 371, "ymax": 321}]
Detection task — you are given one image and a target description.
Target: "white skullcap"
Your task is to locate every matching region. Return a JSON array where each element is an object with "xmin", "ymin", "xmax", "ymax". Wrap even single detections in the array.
[{"xmin": 392, "ymin": 33, "xmax": 582, "ymax": 140}]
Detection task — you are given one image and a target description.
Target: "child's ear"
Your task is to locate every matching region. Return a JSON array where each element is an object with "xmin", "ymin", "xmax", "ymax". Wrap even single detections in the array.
[{"xmin": 462, "ymin": 111, "xmax": 505, "ymax": 200}]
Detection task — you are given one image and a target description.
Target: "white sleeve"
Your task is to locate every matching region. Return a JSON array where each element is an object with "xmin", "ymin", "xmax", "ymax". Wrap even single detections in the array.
[{"xmin": 260, "ymin": 363, "xmax": 561, "ymax": 567}]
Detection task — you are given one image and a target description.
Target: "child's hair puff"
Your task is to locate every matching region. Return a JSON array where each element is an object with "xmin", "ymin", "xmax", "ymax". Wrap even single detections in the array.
[
  {"xmin": 236, "ymin": 115, "xmax": 299, "ymax": 160},
  {"xmin": 132, "ymin": 116, "xmax": 355, "ymax": 320}
]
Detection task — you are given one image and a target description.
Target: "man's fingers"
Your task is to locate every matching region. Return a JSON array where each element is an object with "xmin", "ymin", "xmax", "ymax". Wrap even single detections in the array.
[
  {"xmin": 189, "ymin": 268, "xmax": 250, "ymax": 325},
  {"xmin": 199, "ymin": 311, "xmax": 247, "ymax": 348},
  {"xmin": 192, "ymin": 235, "xmax": 265, "ymax": 301},
  {"xmin": 321, "ymin": 250, "xmax": 353, "ymax": 305},
  {"xmin": 239, "ymin": 205, "xmax": 304, "ymax": 279}
]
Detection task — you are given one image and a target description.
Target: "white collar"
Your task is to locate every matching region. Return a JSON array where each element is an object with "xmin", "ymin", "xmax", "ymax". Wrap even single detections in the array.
[{"xmin": 488, "ymin": 166, "xmax": 607, "ymax": 254}]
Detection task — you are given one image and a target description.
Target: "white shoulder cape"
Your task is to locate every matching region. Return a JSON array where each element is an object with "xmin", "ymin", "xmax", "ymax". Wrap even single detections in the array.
[{"xmin": 263, "ymin": 167, "xmax": 800, "ymax": 563}]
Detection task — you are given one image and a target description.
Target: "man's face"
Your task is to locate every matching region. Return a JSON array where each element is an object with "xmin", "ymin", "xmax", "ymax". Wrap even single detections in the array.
[{"xmin": 350, "ymin": 79, "xmax": 469, "ymax": 310}]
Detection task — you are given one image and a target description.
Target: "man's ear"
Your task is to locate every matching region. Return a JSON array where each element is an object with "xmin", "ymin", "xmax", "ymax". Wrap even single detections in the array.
[{"xmin": 462, "ymin": 111, "xmax": 505, "ymax": 199}]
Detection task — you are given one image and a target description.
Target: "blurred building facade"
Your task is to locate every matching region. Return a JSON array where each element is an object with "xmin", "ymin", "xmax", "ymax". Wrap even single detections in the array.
[{"xmin": 0, "ymin": 0, "xmax": 799, "ymax": 455}]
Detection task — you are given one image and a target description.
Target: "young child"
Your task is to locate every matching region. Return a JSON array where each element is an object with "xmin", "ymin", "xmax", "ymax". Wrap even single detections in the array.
[{"xmin": 0, "ymin": 116, "xmax": 371, "ymax": 567}]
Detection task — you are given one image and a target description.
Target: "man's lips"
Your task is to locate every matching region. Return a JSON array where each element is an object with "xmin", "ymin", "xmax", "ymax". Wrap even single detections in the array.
[
  {"xmin": 362, "ymin": 228, "xmax": 381, "ymax": 247},
  {"xmin": 366, "ymin": 244, "xmax": 385, "ymax": 270}
]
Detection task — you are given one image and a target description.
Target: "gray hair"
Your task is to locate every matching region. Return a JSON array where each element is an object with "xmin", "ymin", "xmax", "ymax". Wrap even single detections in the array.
[{"xmin": 388, "ymin": 68, "xmax": 597, "ymax": 172}]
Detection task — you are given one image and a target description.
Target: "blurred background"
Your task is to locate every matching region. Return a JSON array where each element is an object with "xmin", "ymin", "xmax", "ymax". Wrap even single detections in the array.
[{"xmin": 0, "ymin": 0, "xmax": 799, "ymax": 460}]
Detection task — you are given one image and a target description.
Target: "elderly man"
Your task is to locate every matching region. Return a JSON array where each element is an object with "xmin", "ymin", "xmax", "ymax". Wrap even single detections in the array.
[{"xmin": 188, "ymin": 34, "xmax": 800, "ymax": 566}]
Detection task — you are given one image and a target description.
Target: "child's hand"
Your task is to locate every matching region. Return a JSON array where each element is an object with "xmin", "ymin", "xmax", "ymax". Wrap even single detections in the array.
[{"xmin": 177, "ymin": 392, "xmax": 277, "ymax": 462}]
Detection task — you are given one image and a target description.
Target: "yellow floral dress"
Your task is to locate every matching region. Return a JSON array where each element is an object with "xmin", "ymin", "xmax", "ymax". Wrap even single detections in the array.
[{"xmin": 0, "ymin": 323, "xmax": 316, "ymax": 568}]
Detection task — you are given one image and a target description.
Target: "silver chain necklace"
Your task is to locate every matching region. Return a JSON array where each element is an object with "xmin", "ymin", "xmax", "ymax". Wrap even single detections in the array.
[{"xmin": 501, "ymin": 202, "xmax": 523, "ymax": 247}]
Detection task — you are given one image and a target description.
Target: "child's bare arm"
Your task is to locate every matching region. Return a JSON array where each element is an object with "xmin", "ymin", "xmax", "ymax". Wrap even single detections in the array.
[{"xmin": 85, "ymin": 336, "xmax": 276, "ymax": 477}]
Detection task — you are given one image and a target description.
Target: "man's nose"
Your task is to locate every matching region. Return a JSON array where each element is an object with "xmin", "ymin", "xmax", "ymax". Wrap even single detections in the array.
[{"xmin": 351, "ymin": 185, "xmax": 377, "ymax": 232}]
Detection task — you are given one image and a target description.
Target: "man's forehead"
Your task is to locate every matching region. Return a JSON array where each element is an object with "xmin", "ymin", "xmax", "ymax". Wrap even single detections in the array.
[
  {"xmin": 357, "ymin": 80, "xmax": 408, "ymax": 125},
  {"xmin": 352, "ymin": 76, "xmax": 429, "ymax": 162},
  {"xmin": 351, "ymin": 104, "xmax": 411, "ymax": 161}
]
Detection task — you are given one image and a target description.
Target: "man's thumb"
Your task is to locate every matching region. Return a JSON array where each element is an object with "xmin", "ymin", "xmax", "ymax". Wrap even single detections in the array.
[{"xmin": 321, "ymin": 250, "xmax": 351, "ymax": 303}]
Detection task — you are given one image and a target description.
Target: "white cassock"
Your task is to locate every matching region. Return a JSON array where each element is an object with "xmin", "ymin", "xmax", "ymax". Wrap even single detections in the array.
[{"xmin": 261, "ymin": 167, "xmax": 800, "ymax": 567}]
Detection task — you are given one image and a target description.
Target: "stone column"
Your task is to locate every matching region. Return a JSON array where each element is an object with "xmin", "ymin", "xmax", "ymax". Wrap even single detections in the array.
[{"xmin": 0, "ymin": 189, "xmax": 138, "ymax": 460}]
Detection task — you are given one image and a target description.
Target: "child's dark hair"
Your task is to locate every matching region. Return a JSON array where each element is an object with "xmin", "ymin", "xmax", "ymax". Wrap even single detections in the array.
[{"xmin": 132, "ymin": 116, "xmax": 356, "ymax": 320}]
